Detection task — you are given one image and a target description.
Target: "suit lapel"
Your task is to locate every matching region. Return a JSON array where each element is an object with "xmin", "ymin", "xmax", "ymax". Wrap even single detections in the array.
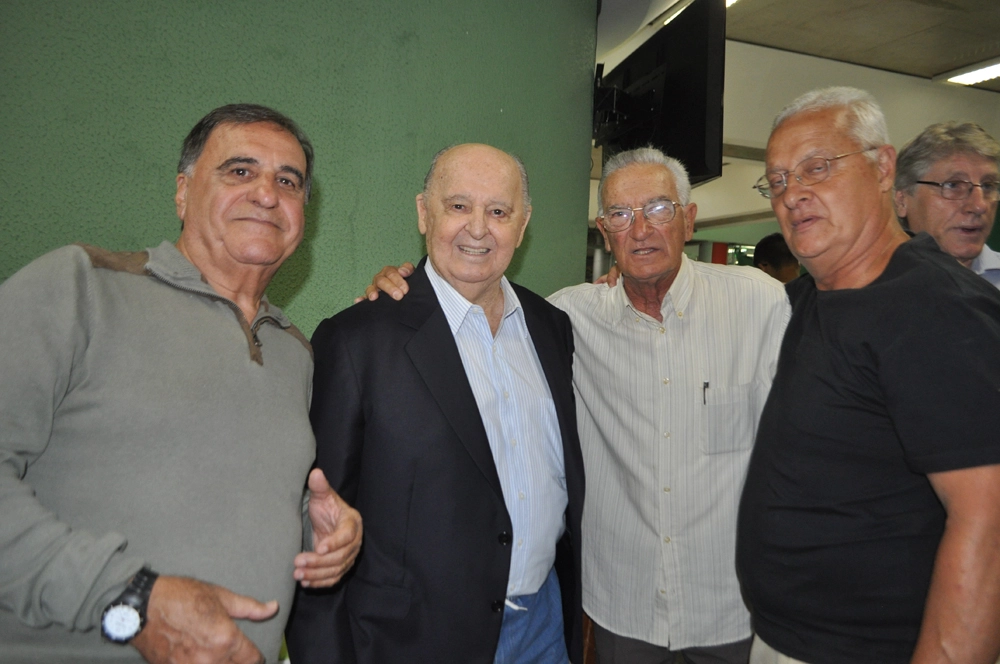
[{"xmin": 401, "ymin": 261, "xmax": 505, "ymax": 500}]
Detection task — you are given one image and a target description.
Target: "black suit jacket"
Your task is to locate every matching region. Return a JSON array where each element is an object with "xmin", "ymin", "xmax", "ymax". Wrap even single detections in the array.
[{"xmin": 286, "ymin": 259, "xmax": 584, "ymax": 664}]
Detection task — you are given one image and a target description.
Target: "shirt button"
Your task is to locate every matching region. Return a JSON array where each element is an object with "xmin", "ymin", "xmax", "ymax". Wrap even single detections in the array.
[
  {"xmin": 659, "ymin": 327, "xmax": 665, "ymax": 334},
  {"xmin": 663, "ymin": 486, "xmax": 671, "ymax": 493},
  {"xmin": 662, "ymin": 378, "xmax": 669, "ymax": 385},
  {"xmin": 518, "ymin": 491, "xmax": 525, "ymax": 500},
  {"xmin": 511, "ymin": 439, "xmax": 517, "ymax": 448},
  {"xmin": 492, "ymin": 600, "xmax": 504, "ymax": 612},
  {"xmin": 677, "ymin": 311, "xmax": 684, "ymax": 318},
  {"xmin": 517, "ymin": 539, "xmax": 523, "ymax": 548},
  {"xmin": 635, "ymin": 316, "xmax": 641, "ymax": 322},
  {"xmin": 503, "ymin": 390, "xmax": 510, "ymax": 399},
  {"xmin": 659, "ymin": 589, "xmax": 667, "ymax": 595},
  {"xmin": 498, "ymin": 532, "xmax": 512, "ymax": 545},
  {"xmin": 663, "ymin": 432, "xmax": 671, "ymax": 438},
  {"xmin": 663, "ymin": 536, "xmax": 671, "ymax": 543}
]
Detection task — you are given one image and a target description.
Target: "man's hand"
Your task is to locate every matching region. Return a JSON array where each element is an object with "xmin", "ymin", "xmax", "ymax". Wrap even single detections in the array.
[
  {"xmin": 354, "ymin": 262, "xmax": 415, "ymax": 303},
  {"xmin": 594, "ymin": 264, "xmax": 621, "ymax": 287},
  {"xmin": 131, "ymin": 575, "xmax": 277, "ymax": 664},
  {"xmin": 294, "ymin": 468, "xmax": 363, "ymax": 588}
]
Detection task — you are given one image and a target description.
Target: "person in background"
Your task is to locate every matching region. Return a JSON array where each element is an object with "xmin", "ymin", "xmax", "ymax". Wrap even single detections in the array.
[
  {"xmin": 362, "ymin": 146, "xmax": 790, "ymax": 664},
  {"xmin": 286, "ymin": 143, "xmax": 584, "ymax": 664},
  {"xmin": 893, "ymin": 121, "xmax": 1000, "ymax": 287},
  {"xmin": 738, "ymin": 86, "xmax": 1000, "ymax": 664},
  {"xmin": 0, "ymin": 103, "xmax": 362, "ymax": 664},
  {"xmin": 752, "ymin": 232, "xmax": 801, "ymax": 283}
]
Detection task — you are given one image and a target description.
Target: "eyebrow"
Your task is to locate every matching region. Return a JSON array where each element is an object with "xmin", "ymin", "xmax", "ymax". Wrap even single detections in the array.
[{"xmin": 217, "ymin": 157, "xmax": 305, "ymax": 187}]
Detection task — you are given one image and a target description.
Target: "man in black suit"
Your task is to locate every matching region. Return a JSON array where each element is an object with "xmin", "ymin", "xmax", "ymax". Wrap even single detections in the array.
[{"xmin": 286, "ymin": 143, "xmax": 584, "ymax": 664}]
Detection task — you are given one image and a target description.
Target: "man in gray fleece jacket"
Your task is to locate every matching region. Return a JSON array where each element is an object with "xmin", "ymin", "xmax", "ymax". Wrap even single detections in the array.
[{"xmin": 0, "ymin": 104, "xmax": 362, "ymax": 664}]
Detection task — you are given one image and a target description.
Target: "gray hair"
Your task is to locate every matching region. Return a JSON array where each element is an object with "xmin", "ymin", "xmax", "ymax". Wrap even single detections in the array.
[
  {"xmin": 772, "ymin": 87, "xmax": 890, "ymax": 163},
  {"xmin": 598, "ymin": 147, "xmax": 692, "ymax": 212},
  {"xmin": 422, "ymin": 144, "xmax": 531, "ymax": 210},
  {"xmin": 895, "ymin": 122, "xmax": 1000, "ymax": 195},
  {"xmin": 178, "ymin": 103, "xmax": 315, "ymax": 202}
]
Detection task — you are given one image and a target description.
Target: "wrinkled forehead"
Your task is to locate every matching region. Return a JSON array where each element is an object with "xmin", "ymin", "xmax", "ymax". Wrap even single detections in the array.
[
  {"xmin": 603, "ymin": 163, "xmax": 678, "ymax": 206},
  {"xmin": 766, "ymin": 108, "xmax": 853, "ymax": 169},
  {"xmin": 431, "ymin": 149, "xmax": 523, "ymax": 204},
  {"xmin": 924, "ymin": 150, "xmax": 1000, "ymax": 178}
]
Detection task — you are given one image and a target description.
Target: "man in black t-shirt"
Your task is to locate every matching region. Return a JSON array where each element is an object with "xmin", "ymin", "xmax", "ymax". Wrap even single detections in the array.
[{"xmin": 737, "ymin": 87, "xmax": 1000, "ymax": 664}]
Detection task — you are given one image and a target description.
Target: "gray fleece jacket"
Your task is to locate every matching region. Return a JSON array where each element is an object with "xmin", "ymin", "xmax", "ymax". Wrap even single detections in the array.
[{"xmin": 0, "ymin": 241, "xmax": 315, "ymax": 663}]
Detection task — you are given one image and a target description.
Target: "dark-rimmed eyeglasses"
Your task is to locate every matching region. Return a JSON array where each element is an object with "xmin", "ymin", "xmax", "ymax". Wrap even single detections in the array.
[
  {"xmin": 916, "ymin": 179, "xmax": 1000, "ymax": 202},
  {"xmin": 598, "ymin": 199, "xmax": 681, "ymax": 233},
  {"xmin": 754, "ymin": 148, "xmax": 877, "ymax": 199}
]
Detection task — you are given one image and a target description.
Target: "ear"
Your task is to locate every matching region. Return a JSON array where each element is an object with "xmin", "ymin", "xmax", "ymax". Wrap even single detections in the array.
[
  {"xmin": 876, "ymin": 145, "xmax": 897, "ymax": 193},
  {"xmin": 416, "ymin": 193, "xmax": 428, "ymax": 236},
  {"xmin": 515, "ymin": 205, "xmax": 531, "ymax": 248},
  {"xmin": 893, "ymin": 189, "xmax": 909, "ymax": 219},
  {"xmin": 683, "ymin": 202, "xmax": 697, "ymax": 242},
  {"xmin": 175, "ymin": 173, "xmax": 189, "ymax": 221},
  {"xmin": 596, "ymin": 219, "xmax": 612, "ymax": 252}
]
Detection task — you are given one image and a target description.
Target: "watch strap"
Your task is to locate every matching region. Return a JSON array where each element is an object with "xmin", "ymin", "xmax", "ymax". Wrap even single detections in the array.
[{"xmin": 101, "ymin": 567, "xmax": 159, "ymax": 643}]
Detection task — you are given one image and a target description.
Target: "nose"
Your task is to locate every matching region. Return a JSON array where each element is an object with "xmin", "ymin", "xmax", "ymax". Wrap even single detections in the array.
[
  {"xmin": 780, "ymin": 177, "xmax": 811, "ymax": 209},
  {"xmin": 629, "ymin": 209, "xmax": 656, "ymax": 238},
  {"xmin": 467, "ymin": 209, "xmax": 490, "ymax": 239},
  {"xmin": 964, "ymin": 185, "xmax": 989, "ymax": 214},
  {"xmin": 249, "ymin": 177, "xmax": 280, "ymax": 208}
]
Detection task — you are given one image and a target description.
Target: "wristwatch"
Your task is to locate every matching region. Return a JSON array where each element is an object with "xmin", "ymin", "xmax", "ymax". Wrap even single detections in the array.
[{"xmin": 101, "ymin": 567, "xmax": 159, "ymax": 644}]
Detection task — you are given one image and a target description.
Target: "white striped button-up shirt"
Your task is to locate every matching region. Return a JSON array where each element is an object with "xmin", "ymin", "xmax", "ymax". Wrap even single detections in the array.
[
  {"xmin": 548, "ymin": 254, "xmax": 790, "ymax": 649},
  {"xmin": 426, "ymin": 260, "xmax": 567, "ymax": 597}
]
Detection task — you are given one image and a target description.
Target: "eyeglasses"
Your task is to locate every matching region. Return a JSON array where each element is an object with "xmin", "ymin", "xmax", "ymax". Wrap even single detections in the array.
[
  {"xmin": 599, "ymin": 199, "xmax": 681, "ymax": 233},
  {"xmin": 754, "ymin": 148, "xmax": 877, "ymax": 199},
  {"xmin": 916, "ymin": 179, "xmax": 1000, "ymax": 202}
]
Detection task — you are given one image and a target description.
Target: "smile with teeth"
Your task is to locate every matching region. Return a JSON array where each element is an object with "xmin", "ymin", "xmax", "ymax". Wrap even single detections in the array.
[{"xmin": 459, "ymin": 246, "xmax": 490, "ymax": 255}]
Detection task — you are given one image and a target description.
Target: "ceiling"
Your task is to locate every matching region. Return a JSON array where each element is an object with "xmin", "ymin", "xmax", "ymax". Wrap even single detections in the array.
[{"xmin": 598, "ymin": 0, "xmax": 1000, "ymax": 93}]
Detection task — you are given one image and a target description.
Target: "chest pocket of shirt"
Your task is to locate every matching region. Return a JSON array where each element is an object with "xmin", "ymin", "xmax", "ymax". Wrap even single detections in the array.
[{"xmin": 699, "ymin": 384, "xmax": 755, "ymax": 454}]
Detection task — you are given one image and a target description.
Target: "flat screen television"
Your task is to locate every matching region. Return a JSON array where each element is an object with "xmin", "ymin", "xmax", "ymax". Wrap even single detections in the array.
[{"xmin": 593, "ymin": 0, "xmax": 726, "ymax": 185}]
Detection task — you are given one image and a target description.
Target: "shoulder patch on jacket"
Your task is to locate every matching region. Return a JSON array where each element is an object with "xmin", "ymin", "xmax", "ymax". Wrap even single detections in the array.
[{"xmin": 76, "ymin": 244, "xmax": 149, "ymax": 275}]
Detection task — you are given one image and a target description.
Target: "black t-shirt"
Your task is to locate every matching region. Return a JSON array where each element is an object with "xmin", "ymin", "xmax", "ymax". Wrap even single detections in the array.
[{"xmin": 736, "ymin": 234, "xmax": 1000, "ymax": 664}]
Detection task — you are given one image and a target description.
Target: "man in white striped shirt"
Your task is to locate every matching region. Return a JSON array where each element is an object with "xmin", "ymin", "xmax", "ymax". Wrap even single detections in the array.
[
  {"xmin": 366, "ymin": 147, "xmax": 790, "ymax": 664},
  {"xmin": 548, "ymin": 148, "xmax": 789, "ymax": 664}
]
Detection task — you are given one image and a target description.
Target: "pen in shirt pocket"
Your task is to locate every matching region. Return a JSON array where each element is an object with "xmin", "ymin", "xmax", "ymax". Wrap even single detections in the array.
[{"xmin": 703, "ymin": 381, "xmax": 709, "ymax": 405}]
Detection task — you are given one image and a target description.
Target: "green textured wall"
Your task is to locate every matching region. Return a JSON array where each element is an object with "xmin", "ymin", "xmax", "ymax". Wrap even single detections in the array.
[{"xmin": 0, "ymin": 0, "xmax": 597, "ymax": 335}]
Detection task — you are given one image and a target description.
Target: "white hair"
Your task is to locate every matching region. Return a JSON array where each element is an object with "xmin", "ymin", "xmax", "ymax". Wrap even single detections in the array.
[
  {"xmin": 598, "ymin": 147, "xmax": 692, "ymax": 212},
  {"xmin": 773, "ymin": 87, "xmax": 890, "ymax": 162}
]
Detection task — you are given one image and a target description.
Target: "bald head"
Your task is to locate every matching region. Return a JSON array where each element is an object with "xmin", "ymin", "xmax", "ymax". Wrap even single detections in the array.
[{"xmin": 416, "ymin": 143, "xmax": 532, "ymax": 306}]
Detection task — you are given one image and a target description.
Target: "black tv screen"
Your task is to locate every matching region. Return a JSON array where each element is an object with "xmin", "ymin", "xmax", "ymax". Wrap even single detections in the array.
[{"xmin": 593, "ymin": 0, "xmax": 726, "ymax": 185}]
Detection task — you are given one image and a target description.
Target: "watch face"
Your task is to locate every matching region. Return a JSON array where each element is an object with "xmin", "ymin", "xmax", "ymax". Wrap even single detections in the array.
[{"xmin": 103, "ymin": 604, "xmax": 141, "ymax": 641}]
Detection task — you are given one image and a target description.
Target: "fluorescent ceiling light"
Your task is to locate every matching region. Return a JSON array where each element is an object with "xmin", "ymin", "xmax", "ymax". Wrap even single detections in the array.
[
  {"xmin": 933, "ymin": 56, "xmax": 1000, "ymax": 86},
  {"xmin": 726, "ymin": 0, "xmax": 740, "ymax": 6}
]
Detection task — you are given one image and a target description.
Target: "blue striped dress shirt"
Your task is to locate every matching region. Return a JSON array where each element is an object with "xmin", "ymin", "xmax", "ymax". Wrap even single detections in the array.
[{"xmin": 425, "ymin": 260, "xmax": 567, "ymax": 597}]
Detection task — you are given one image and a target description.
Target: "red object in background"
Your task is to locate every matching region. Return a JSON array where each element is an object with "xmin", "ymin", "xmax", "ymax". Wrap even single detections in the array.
[{"xmin": 711, "ymin": 242, "xmax": 729, "ymax": 264}]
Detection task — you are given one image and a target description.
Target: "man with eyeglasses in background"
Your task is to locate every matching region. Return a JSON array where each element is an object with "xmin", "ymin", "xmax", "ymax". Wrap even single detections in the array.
[
  {"xmin": 893, "ymin": 122, "xmax": 1000, "ymax": 287},
  {"xmin": 363, "ymin": 146, "xmax": 790, "ymax": 664},
  {"xmin": 737, "ymin": 87, "xmax": 1000, "ymax": 664}
]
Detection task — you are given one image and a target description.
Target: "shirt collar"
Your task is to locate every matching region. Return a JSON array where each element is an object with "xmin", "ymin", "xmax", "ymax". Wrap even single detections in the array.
[
  {"xmin": 425, "ymin": 258, "xmax": 527, "ymax": 337},
  {"xmin": 971, "ymin": 244, "xmax": 1000, "ymax": 275},
  {"xmin": 144, "ymin": 240, "xmax": 290, "ymax": 327},
  {"xmin": 612, "ymin": 253, "xmax": 695, "ymax": 324}
]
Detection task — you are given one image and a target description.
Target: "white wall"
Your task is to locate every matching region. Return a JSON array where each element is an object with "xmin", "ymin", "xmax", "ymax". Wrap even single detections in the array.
[{"xmin": 724, "ymin": 40, "xmax": 1000, "ymax": 150}]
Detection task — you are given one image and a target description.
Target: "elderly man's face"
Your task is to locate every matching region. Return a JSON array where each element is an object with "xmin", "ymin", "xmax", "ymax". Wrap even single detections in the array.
[
  {"xmin": 175, "ymin": 122, "xmax": 307, "ymax": 273},
  {"xmin": 416, "ymin": 144, "xmax": 530, "ymax": 305},
  {"xmin": 766, "ymin": 107, "xmax": 894, "ymax": 282},
  {"xmin": 894, "ymin": 152, "xmax": 999, "ymax": 267},
  {"xmin": 597, "ymin": 163, "xmax": 695, "ymax": 289}
]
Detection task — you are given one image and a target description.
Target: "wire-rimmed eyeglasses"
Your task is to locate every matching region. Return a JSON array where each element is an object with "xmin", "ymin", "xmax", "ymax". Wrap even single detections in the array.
[
  {"xmin": 598, "ymin": 199, "xmax": 681, "ymax": 233},
  {"xmin": 754, "ymin": 147, "xmax": 877, "ymax": 199},
  {"xmin": 916, "ymin": 179, "xmax": 1000, "ymax": 202}
]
